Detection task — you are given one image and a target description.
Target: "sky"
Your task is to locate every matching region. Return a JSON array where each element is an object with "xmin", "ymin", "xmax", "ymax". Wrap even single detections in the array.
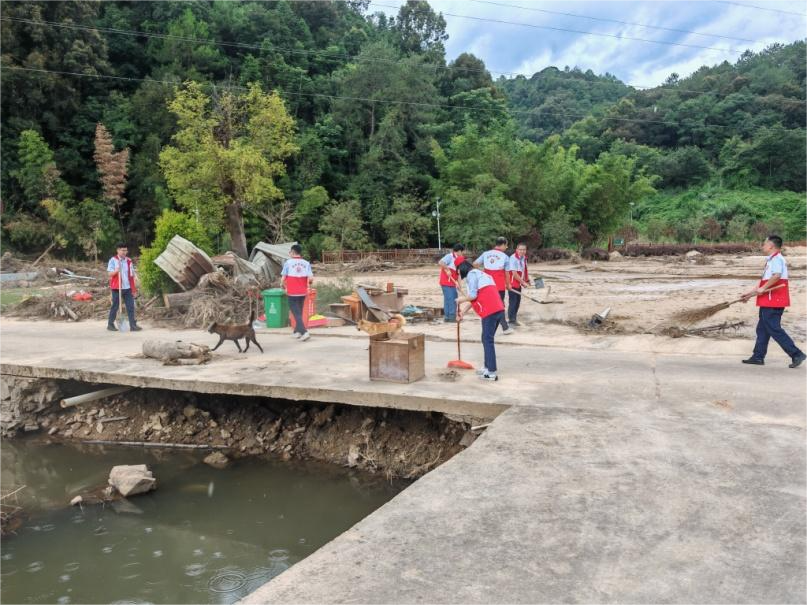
[{"xmin": 370, "ymin": 0, "xmax": 807, "ymax": 87}]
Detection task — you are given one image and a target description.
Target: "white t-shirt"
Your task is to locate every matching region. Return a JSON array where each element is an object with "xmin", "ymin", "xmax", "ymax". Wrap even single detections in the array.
[
  {"xmin": 474, "ymin": 250, "xmax": 508, "ymax": 271},
  {"xmin": 763, "ymin": 253, "xmax": 788, "ymax": 280}
]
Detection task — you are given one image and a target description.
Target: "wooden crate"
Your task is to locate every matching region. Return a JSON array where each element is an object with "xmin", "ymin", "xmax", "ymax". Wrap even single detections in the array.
[{"xmin": 369, "ymin": 333, "xmax": 425, "ymax": 383}]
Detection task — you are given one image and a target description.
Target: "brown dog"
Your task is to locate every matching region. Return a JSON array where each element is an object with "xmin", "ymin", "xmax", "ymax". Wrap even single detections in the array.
[{"xmin": 208, "ymin": 309, "xmax": 263, "ymax": 353}]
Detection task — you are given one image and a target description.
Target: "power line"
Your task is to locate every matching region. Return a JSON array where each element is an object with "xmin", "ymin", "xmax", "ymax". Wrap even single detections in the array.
[
  {"xmin": 368, "ymin": 2, "xmax": 744, "ymax": 54},
  {"xmin": 7, "ymin": 15, "xmax": 803, "ymax": 103},
  {"xmin": 6, "ymin": 64, "xmax": 771, "ymax": 131},
  {"xmin": 716, "ymin": 1, "xmax": 807, "ymax": 17},
  {"xmin": 469, "ymin": 0, "xmax": 755, "ymax": 43}
]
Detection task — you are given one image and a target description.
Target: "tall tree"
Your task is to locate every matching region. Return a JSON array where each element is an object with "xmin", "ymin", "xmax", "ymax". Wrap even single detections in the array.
[
  {"xmin": 93, "ymin": 123, "xmax": 129, "ymax": 217},
  {"xmin": 159, "ymin": 82, "xmax": 298, "ymax": 257}
]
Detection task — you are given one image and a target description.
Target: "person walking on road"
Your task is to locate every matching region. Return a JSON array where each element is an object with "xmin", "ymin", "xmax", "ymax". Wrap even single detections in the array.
[
  {"xmin": 741, "ymin": 235, "xmax": 805, "ymax": 368},
  {"xmin": 107, "ymin": 243, "xmax": 141, "ymax": 332},
  {"xmin": 438, "ymin": 243, "xmax": 465, "ymax": 323},
  {"xmin": 457, "ymin": 261, "xmax": 505, "ymax": 382},
  {"xmin": 473, "ymin": 237, "xmax": 513, "ymax": 335},
  {"xmin": 507, "ymin": 242, "xmax": 532, "ymax": 327},
  {"xmin": 281, "ymin": 244, "xmax": 314, "ymax": 342}
]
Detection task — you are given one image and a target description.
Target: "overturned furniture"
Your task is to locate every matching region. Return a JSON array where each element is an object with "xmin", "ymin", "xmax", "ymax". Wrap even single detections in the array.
[
  {"xmin": 352, "ymin": 286, "xmax": 425, "ymax": 384},
  {"xmin": 154, "ymin": 235, "xmax": 215, "ymax": 291}
]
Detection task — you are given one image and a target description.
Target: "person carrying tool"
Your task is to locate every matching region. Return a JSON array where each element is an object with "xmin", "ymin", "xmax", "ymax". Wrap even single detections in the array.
[
  {"xmin": 740, "ymin": 235, "xmax": 805, "ymax": 368},
  {"xmin": 281, "ymin": 244, "xmax": 314, "ymax": 342},
  {"xmin": 438, "ymin": 243, "xmax": 465, "ymax": 323},
  {"xmin": 473, "ymin": 237, "xmax": 513, "ymax": 335},
  {"xmin": 107, "ymin": 243, "xmax": 141, "ymax": 332},
  {"xmin": 457, "ymin": 261, "xmax": 505, "ymax": 382},
  {"xmin": 507, "ymin": 242, "xmax": 532, "ymax": 327}
]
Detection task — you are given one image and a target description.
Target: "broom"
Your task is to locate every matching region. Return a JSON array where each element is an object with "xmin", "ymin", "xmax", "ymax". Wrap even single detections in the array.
[
  {"xmin": 447, "ymin": 300, "xmax": 474, "ymax": 370},
  {"xmin": 671, "ymin": 283, "xmax": 785, "ymax": 325}
]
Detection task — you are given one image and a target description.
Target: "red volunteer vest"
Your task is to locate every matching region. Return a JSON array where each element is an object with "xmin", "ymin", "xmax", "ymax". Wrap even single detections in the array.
[
  {"xmin": 109, "ymin": 257, "xmax": 136, "ymax": 295},
  {"xmin": 485, "ymin": 269, "xmax": 507, "ymax": 292},
  {"xmin": 509, "ymin": 254, "xmax": 529, "ymax": 288},
  {"xmin": 285, "ymin": 257, "xmax": 311, "ymax": 296},
  {"xmin": 472, "ymin": 284, "xmax": 505, "ymax": 318},
  {"xmin": 757, "ymin": 252, "xmax": 790, "ymax": 308},
  {"xmin": 439, "ymin": 254, "xmax": 465, "ymax": 287}
]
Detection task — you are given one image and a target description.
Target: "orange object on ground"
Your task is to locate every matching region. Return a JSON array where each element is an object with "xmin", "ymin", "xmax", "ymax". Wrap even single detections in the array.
[
  {"xmin": 289, "ymin": 288, "xmax": 317, "ymax": 329},
  {"xmin": 447, "ymin": 301, "xmax": 474, "ymax": 370}
]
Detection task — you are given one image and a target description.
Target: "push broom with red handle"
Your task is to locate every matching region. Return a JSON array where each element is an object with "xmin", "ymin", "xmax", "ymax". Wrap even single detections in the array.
[{"xmin": 447, "ymin": 296, "xmax": 474, "ymax": 370}]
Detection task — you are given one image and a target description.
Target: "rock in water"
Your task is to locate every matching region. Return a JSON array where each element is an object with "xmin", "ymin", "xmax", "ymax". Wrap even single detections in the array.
[
  {"xmin": 203, "ymin": 451, "xmax": 230, "ymax": 469},
  {"xmin": 70, "ymin": 495, "xmax": 83, "ymax": 506},
  {"xmin": 108, "ymin": 464, "xmax": 157, "ymax": 497}
]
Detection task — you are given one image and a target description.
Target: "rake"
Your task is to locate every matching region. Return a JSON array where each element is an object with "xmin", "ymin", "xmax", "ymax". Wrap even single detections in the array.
[{"xmin": 671, "ymin": 283, "xmax": 785, "ymax": 325}]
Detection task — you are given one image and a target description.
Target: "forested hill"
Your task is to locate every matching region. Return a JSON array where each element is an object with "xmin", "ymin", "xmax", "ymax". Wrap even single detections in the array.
[
  {"xmin": 1, "ymin": 1, "xmax": 805, "ymax": 269},
  {"xmin": 558, "ymin": 42, "xmax": 807, "ymax": 190},
  {"xmin": 496, "ymin": 67, "xmax": 632, "ymax": 142}
]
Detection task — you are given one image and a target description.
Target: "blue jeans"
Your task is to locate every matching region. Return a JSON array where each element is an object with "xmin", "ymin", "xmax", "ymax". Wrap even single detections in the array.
[
  {"xmin": 108, "ymin": 288, "xmax": 136, "ymax": 327},
  {"xmin": 442, "ymin": 285, "xmax": 458, "ymax": 320},
  {"xmin": 481, "ymin": 311, "xmax": 503, "ymax": 372},
  {"xmin": 752, "ymin": 307, "xmax": 803, "ymax": 360}
]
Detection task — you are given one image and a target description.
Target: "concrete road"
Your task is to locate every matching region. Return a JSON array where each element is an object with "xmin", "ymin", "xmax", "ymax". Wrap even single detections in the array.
[{"xmin": 1, "ymin": 319, "xmax": 804, "ymax": 602}]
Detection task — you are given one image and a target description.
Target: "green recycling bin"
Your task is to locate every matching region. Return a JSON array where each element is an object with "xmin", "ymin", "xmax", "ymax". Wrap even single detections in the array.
[{"xmin": 262, "ymin": 288, "xmax": 289, "ymax": 328}]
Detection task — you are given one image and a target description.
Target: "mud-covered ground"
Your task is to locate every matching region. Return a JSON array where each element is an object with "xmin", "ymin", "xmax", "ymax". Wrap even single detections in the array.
[{"xmin": 38, "ymin": 389, "xmax": 474, "ymax": 479}]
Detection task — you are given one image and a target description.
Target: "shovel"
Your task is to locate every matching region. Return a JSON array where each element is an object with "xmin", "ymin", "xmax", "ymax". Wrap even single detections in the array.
[{"xmin": 116, "ymin": 260, "xmax": 129, "ymax": 332}]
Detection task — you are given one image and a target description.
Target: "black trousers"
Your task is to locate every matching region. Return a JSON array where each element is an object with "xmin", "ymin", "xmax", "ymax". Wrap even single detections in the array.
[
  {"xmin": 289, "ymin": 295, "xmax": 307, "ymax": 335},
  {"xmin": 508, "ymin": 287, "xmax": 522, "ymax": 323},
  {"xmin": 497, "ymin": 291, "xmax": 509, "ymax": 330}
]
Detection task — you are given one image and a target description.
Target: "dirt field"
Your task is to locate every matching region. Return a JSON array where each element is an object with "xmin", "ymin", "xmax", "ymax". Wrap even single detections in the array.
[{"xmin": 317, "ymin": 246, "xmax": 807, "ymax": 345}]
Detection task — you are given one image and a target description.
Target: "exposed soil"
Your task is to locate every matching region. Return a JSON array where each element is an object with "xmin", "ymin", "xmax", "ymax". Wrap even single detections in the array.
[{"xmin": 37, "ymin": 388, "xmax": 474, "ymax": 480}]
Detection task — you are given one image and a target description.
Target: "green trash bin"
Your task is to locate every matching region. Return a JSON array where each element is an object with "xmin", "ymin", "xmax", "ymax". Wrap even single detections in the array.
[{"xmin": 262, "ymin": 288, "xmax": 289, "ymax": 328}]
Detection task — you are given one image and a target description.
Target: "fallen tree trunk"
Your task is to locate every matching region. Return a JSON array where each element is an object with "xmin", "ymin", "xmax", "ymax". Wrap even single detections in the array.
[
  {"xmin": 162, "ymin": 290, "xmax": 197, "ymax": 311},
  {"xmin": 142, "ymin": 340, "xmax": 211, "ymax": 363}
]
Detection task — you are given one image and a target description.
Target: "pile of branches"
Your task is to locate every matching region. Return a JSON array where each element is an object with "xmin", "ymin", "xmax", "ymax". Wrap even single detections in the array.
[
  {"xmin": 180, "ymin": 271, "xmax": 261, "ymax": 329},
  {"xmin": 531, "ymin": 248, "xmax": 572, "ymax": 262},
  {"xmin": 621, "ymin": 243, "xmax": 758, "ymax": 257}
]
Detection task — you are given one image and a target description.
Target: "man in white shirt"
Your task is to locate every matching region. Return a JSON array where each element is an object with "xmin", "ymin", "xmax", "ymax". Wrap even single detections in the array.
[{"xmin": 741, "ymin": 235, "xmax": 804, "ymax": 368}]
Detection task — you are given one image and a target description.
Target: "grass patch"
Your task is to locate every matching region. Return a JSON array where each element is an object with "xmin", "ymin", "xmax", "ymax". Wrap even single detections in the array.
[
  {"xmin": 315, "ymin": 277, "xmax": 354, "ymax": 314},
  {"xmin": 0, "ymin": 288, "xmax": 42, "ymax": 309}
]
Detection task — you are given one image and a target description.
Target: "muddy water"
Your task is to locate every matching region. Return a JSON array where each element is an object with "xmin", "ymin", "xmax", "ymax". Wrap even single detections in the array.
[{"xmin": 1, "ymin": 439, "xmax": 404, "ymax": 604}]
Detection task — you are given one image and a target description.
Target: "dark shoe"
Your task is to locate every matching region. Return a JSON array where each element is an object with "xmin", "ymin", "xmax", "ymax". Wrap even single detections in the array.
[
  {"xmin": 131, "ymin": 325, "xmax": 143, "ymax": 332},
  {"xmin": 107, "ymin": 325, "xmax": 118, "ymax": 332},
  {"xmin": 511, "ymin": 320, "xmax": 521, "ymax": 326},
  {"xmin": 789, "ymin": 353, "xmax": 806, "ymax": 368},
  {"xmin": 742, "ymin": 357, "xmax": 764, "ymax": 365}
]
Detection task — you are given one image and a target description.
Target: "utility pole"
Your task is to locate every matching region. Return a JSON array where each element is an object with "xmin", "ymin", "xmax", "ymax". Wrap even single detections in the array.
[{"xmin": 432, "ymin": 197, "xmax": 442, "ymax": 250}]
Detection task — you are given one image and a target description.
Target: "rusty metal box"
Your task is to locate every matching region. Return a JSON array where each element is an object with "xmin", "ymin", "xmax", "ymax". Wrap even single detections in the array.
[{"xmin": 369, "ymin": 333, "xmax": 425, "ymax": 383}]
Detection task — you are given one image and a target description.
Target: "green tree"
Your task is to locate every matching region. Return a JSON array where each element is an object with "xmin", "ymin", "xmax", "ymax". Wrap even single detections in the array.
[
  {"xmin": 383, "ymin": 194, "xmax": 432, "ymax": 248},
  {"xmin": 138, "ymin": 210, "xmax": 214, "ymax": 295},
  {"xmin": 541, "ymin": 207, "xmax": 575, "ymax": 248},
  {"xmin": 11, "ymin": 130, "xmax": 72, "ymax": 211},
  {"xmin": 159, "ymin": 82, "xmax": 298, "ymax": 258},
  {"xmin": 321, "ymin": 200, "xmax": 371, "ymax": 251},
  {"xmin": 726, "ymin": 214, "xmax": 751, "ymax": 241}
]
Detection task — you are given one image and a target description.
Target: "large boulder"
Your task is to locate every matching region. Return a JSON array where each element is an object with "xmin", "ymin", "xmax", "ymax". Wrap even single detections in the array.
[
  {"xmin": 108, "ymin": 464, "xmax": 157, "ymax": 497},
  {"xmin": 203, "ymin": 451, "xmax": 230, "ymax": 469}
]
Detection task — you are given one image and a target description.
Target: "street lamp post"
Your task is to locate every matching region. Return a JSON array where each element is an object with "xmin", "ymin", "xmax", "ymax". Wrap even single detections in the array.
[{"xmin": 432, "ymin": 197, "xmax": 442, "ymax": 250}]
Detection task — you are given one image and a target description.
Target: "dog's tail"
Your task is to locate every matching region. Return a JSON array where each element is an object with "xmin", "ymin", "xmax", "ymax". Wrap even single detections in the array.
[{"xmin": 249, "ymin": 304, "xmax": 256, "ymax": 324}]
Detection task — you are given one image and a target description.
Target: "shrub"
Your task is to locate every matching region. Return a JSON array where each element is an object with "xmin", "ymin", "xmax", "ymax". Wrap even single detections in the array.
[
  {"xmin": 138, "ymin": 210, "xmax": 214, "ymax": 295},
  {"xmin": 2, "ymin": 213, "xmax": 51, "ymax": 251},
  {"xmin": 314, "ymin": 276, "xmax": 354, "ymax": 314},
  {"xmin": 541, "ymin": 207, "xmax": 575, "ymax": 248}
]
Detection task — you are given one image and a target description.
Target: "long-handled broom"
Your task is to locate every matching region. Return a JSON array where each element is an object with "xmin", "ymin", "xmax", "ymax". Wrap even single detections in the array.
[
  {"xmin": 671, "ymin": 283, "xmax": 785, "ymax": 325},
  {"xmin": 447, "ymin": 300, "xmax": 474, "ymax": 370}
]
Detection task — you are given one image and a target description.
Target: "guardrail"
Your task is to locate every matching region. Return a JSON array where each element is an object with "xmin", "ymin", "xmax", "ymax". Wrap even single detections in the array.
[{"xmin": 321, "ymin": 248, "xmax": 454, "ymax": 264}]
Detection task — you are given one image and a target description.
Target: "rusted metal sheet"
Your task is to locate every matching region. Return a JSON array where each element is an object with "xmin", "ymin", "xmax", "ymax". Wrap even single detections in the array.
[{"xmin": 154, "ymin": 235, "xmax": 215, "ymax": 291}]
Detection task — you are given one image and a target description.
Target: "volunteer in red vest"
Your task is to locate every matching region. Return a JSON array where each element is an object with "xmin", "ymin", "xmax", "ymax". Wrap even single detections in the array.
[
  {"xmin": 473, "ymin": 237, "xmax": 513, "ymax": 335},
  {"xmin": 740, "ymin": 235, "xmax": 805, "ymax": 368},
  {"xmin": 281, "ymin": 244, "xmax": 314, "ymax": 342},
  {"xmin": 438, "ymin": 243, "xmax": 465, "ymax": 323},
  {"xmin": 507, "ymin": 242, "xmax": 532, "ymax": 327},
  {"xmin": 107, "ymin": 243, "xmax": 141, "ymax": 332},
  {"xmin": 457, "ymin": 261, "xmax": 505, "ymax": 382}
]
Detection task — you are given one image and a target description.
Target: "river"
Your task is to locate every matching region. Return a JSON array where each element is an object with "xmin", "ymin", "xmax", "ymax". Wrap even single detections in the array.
[{"xmin": 1, "ymin": 438, "xmax": 403, "ymax": 604}]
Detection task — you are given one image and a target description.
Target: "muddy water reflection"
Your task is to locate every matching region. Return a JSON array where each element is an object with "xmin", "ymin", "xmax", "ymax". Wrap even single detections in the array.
[{"xmin": 1, "ymin": 439, "xmax": 403, "ymax": 604}]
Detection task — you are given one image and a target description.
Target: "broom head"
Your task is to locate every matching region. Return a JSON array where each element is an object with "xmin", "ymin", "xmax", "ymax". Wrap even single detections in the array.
[
  {"xmin": 671, "ymin": 301, "xmax": 731, "ymax": 325},
  {"xmin": 447, "ymin": 359, "xmax": 474, "ymax": 370}
]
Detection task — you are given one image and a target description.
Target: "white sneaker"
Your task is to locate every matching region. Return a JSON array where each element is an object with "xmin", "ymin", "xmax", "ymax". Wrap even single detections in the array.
[
  {"xmin": 475, "ymin": 367, "xmax": 489, "ymax": 375},
  {"xmin": 292, "ymin": 332, "xmax": 302, "ymax": 339},
  {"xmin": 502, "ymin": 328, "xmax": 514, "ymax": 335},
  {"xmin": 479, "ymin": 372, "xmax": 498, "ymax": 382},
  {"xmin": 300, "ymin": 332, "xmax": 311, "ymax": 342}
]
